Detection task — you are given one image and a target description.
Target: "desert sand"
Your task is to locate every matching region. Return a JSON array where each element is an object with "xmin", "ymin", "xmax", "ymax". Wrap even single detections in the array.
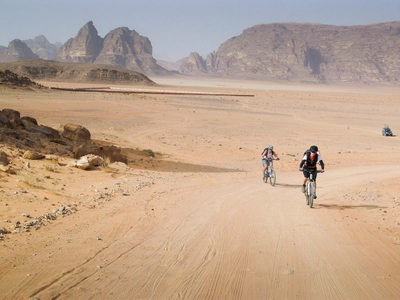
[{"xmin": 1, "ymin": 76, "xmax": 400, "ymax": 300}]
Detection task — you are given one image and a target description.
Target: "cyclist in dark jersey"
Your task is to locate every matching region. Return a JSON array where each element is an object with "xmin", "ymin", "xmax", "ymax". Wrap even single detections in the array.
[{"xmin": 299, "ymin": 145, "xmax": 325, "ymax": 198}]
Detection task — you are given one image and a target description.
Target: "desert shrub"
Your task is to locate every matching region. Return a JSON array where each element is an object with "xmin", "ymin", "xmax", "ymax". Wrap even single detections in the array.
[
  {"xmin": 143, "ymin": 149, "xmax": 155, "ymax": 157},
  {"xmin": 17, "ymin": 170, "xmax": 42, "ymax": 188},
  {"xmin": 44, "ymin": 163, "xmax": 57, "ymax": 172}
]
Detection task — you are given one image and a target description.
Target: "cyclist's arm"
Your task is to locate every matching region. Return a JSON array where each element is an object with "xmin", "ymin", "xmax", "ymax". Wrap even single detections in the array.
[
  {"xmin": 299, "ymin": 159, "xmax": 306, "ymax": 169},
  {"xmin": 299, "ymin": 153, "xmax": 308, "ymax": 167},
  {"xmin": 319, "ymin": 160, "xmax": 325, "ymax": 170}
]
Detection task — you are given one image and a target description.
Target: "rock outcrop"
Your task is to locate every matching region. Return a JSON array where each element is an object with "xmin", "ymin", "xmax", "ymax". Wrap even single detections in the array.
[
  {"xmin": 62, "ymin": 124, "xmax": 91, "ymax": 142},
  {"xmin": 0, "ymin": 108, "xmax": 128, "ymax": 165},
  {"xmin": 56, "ymin": 21, "xmax": 103, "ymax": 63},
  {"xmin": 96, "ymin": 27, "xmax": 154, "ymax": 74},
  {"xmin": 56, "ymin": 21, "xmax": 169, "ymax": 76},
  {"xmin": 0, "ymin": 69, "xmax": 43, "ymax": 89}
]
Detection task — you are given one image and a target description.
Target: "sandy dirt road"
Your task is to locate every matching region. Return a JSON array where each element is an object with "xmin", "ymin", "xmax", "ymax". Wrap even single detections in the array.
[{"xmin": 0, "ymin": 77, "xmax": 400, "ymax": 299}]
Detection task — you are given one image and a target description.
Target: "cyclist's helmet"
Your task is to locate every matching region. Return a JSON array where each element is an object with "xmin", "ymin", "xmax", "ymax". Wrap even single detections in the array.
[
  {"xmin": 268, "ymin": 145, "xmax": 274, "ymax": 150},
  {"xmin": 310, "ymin": 145, "xmax": 318, "ymax": 153}
]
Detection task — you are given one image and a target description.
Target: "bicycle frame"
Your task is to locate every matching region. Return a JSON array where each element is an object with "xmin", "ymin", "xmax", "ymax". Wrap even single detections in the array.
[
  {"xmin": 267, "ymin": 158, "xmax": 274, "ymax": 171},
  {"xmin": 263, "ymin": 158, "xmax": 276, "ymax": 186},
  {"xmin": 304, "ymin": 169, "xmax": 321, "ymax": 208}
]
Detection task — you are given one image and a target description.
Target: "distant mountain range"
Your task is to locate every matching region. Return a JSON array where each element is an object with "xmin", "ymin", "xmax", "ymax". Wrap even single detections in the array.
[{"xmin": 1, "ymin": 20, "xmax": 399, "ymax": 84}]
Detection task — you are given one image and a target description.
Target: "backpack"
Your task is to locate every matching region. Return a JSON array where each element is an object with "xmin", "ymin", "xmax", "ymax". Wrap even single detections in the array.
[{"xmin": 262, "ymin": 148, "xmax": 275, "ymax": 158}]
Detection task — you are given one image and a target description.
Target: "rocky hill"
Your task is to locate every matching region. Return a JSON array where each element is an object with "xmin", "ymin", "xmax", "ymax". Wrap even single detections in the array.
[
  {"xmin": 0, "ymin": 60, "xmax": 155, "ymax": 85},
  {"xmin": 56, "ymin": 21, "xmax": 170, "ymax": 76},
  {"xmin": 180, "ymin": 22, "xmax": 400, "ymax": 85},
  {"xmin": 0, "ymin": 69, "xmax": 43, "ymax": 90}
]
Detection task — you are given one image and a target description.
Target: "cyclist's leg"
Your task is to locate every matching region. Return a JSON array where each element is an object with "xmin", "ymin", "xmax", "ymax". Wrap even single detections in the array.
[
  {"xmin": 302, "ymin": 168, "xmax": 308, "ymax": 192},
  {"xmin": 262, "ymin": 159, "xmax": 268, "ymax": 177},
  {"xmin": 302, "ymin": 168, "xmax": 309, "ymax": 184}
]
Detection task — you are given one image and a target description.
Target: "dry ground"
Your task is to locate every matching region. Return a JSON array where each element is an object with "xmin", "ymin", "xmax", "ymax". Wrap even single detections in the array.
[{"xmin": 0, "ymin": 76, "xmax": 400, "ymax": 300}]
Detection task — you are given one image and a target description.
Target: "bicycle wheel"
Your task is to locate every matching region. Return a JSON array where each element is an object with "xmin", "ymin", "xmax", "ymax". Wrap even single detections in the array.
[
  {"xmin": 263, "ymin": 171, "xmax": 267, "ymax": 183},
  {"xmin": 269, "ymin": 166, "xmax": 276, "ymax": 186},
  {"xmin": 308, "ymin": 181, "xmax": 314, "ymax": 208}
]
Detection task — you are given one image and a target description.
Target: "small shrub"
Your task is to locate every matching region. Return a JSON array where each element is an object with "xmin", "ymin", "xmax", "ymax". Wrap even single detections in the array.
[
  {"xmin": 44, "ymin": 163, "xmax": 57, "ymax": 172},
  {"xmin": 18, "ymin": 171, "xmax": 42, "ymax": 188},
  {"xmin": 143, "ymin": 149, "xmax": 155, "ymax": 157}
]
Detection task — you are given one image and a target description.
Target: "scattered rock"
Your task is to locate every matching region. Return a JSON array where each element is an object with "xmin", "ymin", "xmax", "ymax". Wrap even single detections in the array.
[
  {"xmin": 0, "ymin": 227, "xmax": 9, "ymax": 234},
  {"xmin": 22, "ymin": 119, "xmax": 60, "ymax": 139},
  {"xmin": 23, "ymin": 150, "xmax": 45, "ymax": 160},
  {"xmin": 0, "ymin": 150, "xmax": 9, "ymax": 165},
  {"xmin": 0, "ymin": 165, "xmax": 15, "ymax": 174},
  {"xmin": 62, "ymin": 123, "xmax": 91, "ymax": 142},
  {"xmin": 73, "ymin": 144, "xmax": 127, "ymax": 163},
  {"xmin": 69, "ymin": 154, "xmax": 104, "ymax": 170}
]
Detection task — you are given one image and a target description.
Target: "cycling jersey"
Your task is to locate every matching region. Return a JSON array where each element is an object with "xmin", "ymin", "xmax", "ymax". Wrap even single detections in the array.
[{"xmin": 300, "ymin": 151, "xmax": 324, "ymax": 170}]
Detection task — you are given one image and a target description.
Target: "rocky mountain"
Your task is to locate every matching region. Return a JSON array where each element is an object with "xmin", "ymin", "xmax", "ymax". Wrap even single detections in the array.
[
  {"xmin": 56, "ymin": 21, "xmax": 103, "ymax": 63},
  {"xmin": 180, "ymin": 22, "xmax": 400, "ymax": 85},
  {"xmin": 0, "ymin": 39, "xmax": 40, "ymax": 62},
  {"xmin": 2, "ymin": 21, "xmax": 399, "ymax": 84},
  {"xmin": 22, "ymin": 35, "xmax": 59, "ymax": 60},
  {"xmin": 179, "ymin": 52, "xmax": 206, "ymax": 74},
  {"xmin": 56, "ymin": 21, "xmax": 169, "ymax": 76}
]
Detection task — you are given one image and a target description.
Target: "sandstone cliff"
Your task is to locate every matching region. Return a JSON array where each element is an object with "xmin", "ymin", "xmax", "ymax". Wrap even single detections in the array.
[{"xmin": 181, "ymin": 22, "xmax": 400, "ymax": 85}]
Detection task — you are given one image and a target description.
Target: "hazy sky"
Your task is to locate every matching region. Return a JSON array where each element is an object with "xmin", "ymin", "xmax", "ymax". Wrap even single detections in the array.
[{"xmin": 1, "ymin": 0, "xmax": 399, "ymax": 61}]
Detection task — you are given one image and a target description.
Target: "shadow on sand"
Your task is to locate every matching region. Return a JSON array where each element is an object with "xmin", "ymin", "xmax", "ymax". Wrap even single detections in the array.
[
  {"xmin": 129, "ymin": 158, "xmax": 245, "ymax": 173},
  {"xmin": 315, "ymin": 204, "xmax": 387, "ymax": 210},
  {"xmin": 273, "ymin": 183, "xmax": 301, "ymax": 188}
]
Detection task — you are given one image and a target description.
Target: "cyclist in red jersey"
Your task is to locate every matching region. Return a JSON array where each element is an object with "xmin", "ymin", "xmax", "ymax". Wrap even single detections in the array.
[{"xmin": 299, "ymin": 145, "xmax": 325, "ymax": 198}]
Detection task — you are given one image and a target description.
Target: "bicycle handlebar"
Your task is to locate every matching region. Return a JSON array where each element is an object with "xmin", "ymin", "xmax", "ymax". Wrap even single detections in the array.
[
  {"xmin": 263, "ymin": 157, "xmax": 280, "ymax": 161},
  {"xmin": 299, "ymin": 168, "xmax": 324, "ymax": 173}
]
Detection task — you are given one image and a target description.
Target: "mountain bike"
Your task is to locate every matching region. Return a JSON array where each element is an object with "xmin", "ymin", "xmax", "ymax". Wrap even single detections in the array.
[
  {"xmin": 263, "ymin": 158, "xmax": 278, "ymax": 186},
  {"xmin": 302, "ymin": 169, "xmax": 322, "ymax": 208}
]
